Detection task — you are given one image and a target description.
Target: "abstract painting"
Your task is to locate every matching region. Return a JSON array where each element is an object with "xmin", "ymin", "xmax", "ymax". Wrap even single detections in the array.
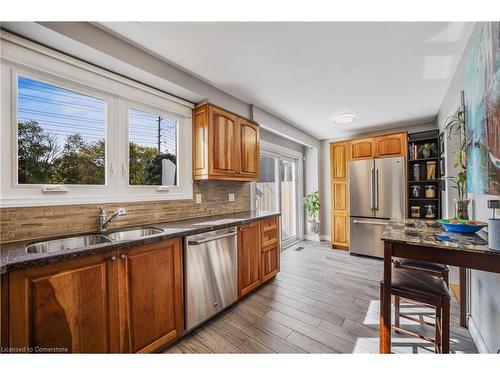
[{"xmin": 464, "ymin": 22, "xmax": 500, "ymax": 195}]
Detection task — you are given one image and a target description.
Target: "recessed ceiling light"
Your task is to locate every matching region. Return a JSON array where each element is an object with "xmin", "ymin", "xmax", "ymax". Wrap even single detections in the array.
[{"xmin": 334, "ymin": 112, "xmax": 358, "ymax": 124}]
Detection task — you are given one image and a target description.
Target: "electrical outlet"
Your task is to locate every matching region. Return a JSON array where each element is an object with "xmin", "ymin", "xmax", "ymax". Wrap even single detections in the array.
[
  {"xmin": 195, "ymin": 194, "xmax": 202, "ymax": 204},
  {"xmin": 228, "ymin": 193, "xmax": 235, "ymax": 202}
]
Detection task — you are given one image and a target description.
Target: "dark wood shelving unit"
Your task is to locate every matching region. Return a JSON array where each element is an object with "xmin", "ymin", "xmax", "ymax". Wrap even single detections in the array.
[{"xmin": 407, "ymin": 130, "xmax": 442, "ymax": 220}]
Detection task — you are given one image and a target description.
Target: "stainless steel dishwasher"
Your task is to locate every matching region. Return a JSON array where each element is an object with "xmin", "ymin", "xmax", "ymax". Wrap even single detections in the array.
[{"xmin": 184, "ymin": 226, "xmax": 238, "ymax": 331}]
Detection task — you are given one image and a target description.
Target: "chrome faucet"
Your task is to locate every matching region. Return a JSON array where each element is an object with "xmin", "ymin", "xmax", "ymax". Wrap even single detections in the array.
[{"xmin": 98, "ymin": 206, "xmax": 127, "ymax": 232}]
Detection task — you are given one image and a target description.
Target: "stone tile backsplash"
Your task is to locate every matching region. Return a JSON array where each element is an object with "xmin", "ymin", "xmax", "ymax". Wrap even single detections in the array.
[{"xmin": 0, "ymin": 181, "xmax": 250, "ymax": 243}]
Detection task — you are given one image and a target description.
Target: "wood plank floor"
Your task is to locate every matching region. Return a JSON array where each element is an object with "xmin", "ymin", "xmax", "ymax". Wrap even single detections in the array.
[{"xmin": 164, "ymin": 241, "xmax": 477, "ymax": 354}]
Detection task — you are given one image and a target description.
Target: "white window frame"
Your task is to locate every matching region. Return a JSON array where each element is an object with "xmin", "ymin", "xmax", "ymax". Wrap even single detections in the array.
[
  {"xmin": 0, "ymin": 32, "xmax": 193, "ymax": 207},
  {"xmin": 116, "ymin": 99, "xmax": 191, "ymax": 199}
]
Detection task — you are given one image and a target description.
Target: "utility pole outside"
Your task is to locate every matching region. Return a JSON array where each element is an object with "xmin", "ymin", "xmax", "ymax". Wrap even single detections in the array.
[{"xmin": 157, "ymin": 116, "xmax": 162, "ymax": 153}]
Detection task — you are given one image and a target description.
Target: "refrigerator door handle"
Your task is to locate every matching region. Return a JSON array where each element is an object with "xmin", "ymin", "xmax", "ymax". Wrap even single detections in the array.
[
  {"xmin": 374, "ymin": 168, "xmax": 379, "ymax": 210},
  {"xmin": 370, "ymin": 167, "xmax": 374, "ymax": 210},
  {"xmin": 352, "ymin": 219, "xmax": 389, "ymax": 226}
]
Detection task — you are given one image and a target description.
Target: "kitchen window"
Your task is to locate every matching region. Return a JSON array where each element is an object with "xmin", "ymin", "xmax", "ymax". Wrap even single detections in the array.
[
  {"xmin": 1, "ymin": 33, "xmax": 193, "ymax": 207},
  {"xmin": 128, "ymin": 107, "xmax": 178, "ymax": 186},
  {"xmin": 16, "ymin": 76, "xmax": 107, "ymax": 186}
]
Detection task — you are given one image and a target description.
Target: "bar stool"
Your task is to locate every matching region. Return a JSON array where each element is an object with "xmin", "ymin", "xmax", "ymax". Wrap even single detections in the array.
[{"xmin": 380, "ymin": 267, "xmax": 451, "ymax": 353}]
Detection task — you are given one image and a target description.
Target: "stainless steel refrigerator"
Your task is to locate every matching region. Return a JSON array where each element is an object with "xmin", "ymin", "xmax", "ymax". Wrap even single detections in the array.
[{"xmin": 349, "ymin": 156, "xmax": 405, "ymax": 258}]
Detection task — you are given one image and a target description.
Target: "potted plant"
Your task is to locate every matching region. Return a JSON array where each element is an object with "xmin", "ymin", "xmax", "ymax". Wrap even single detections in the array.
[
  {"xmin": 304, "ymin": 191, "xmax": 320, "ymax": 234},
  {"xmin": 418, "ymin": 143, "xmax": 437, "ymax": 158},
  {"xmin": 442, "ymin": 95, "xmax": 471, "ymax": 219}
]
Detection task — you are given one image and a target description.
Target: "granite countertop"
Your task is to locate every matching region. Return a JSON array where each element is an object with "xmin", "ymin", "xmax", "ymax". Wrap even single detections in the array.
[
  {"xmin": 0, "ymin": 210, "xmax": 280, "ymax": 274},
  {"xmin": 381, "ymin": 219, "xmax": 497, "ymax": 255}
]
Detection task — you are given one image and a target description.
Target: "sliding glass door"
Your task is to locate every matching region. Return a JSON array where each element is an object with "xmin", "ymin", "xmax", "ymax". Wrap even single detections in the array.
[{"xmin": 255, "ymin": 151, "xmax": 300, "ymax": 248}]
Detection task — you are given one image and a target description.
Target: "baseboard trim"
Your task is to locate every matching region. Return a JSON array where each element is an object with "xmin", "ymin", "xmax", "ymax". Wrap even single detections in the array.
[
  {"xmin": 320, "ymin": 235, "xmax": 331, "ymax": 241},
  {"xmin": 468, "ymin": 315, "xmax": 490, "ymax": 353},
  {"xmin": 304, "ymin": 234, "xmax": 320, "ymax": 241}
]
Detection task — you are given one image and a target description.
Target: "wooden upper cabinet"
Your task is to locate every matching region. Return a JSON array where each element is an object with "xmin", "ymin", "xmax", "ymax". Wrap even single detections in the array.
[
  {"xmin": 238, "ymin": 221, "xmax": 262, "ymax": 297},
  {"xmin": 350, "ymin": 138, "xmax": 375, "ymax": 160},
  {"xmin": 350, "ymin": 133, "xmax": 407, "ymax": 160},
  {"xmin": 210, "ymin": 106, "xmax": 240, "ymax": 176},
  {"xmin": 120, "ymin": 238, "xmax": 183, "ymax": 353},
  {"xmin": 193, "ymin": 102, "xmax": 260, "ymax": 181},
  {"xmin": 331, "ymin": 141, "xmax": 349, "ymax": 179},
  {"xmin": 8, "ymin": 252, "xmax": 120, "ymax": 353},
  {"xmin": 239, "ymin": 120, "xmax": 259, "ymax": 178},
  {"xmin": 375, "ymin": 133, "xmax": 407, "ymax": 158}
]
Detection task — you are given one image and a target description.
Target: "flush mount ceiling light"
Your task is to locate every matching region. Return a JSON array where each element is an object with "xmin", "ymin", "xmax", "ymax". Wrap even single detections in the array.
[{"xmin": 334, "ymin": 112, "xmax": 358, "ymax": 124}]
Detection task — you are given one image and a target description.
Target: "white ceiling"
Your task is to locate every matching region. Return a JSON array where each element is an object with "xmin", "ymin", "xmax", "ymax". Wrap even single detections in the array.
[{"xmin": 98, "ymin": 22, "xmax": 474, "ymax": 140}]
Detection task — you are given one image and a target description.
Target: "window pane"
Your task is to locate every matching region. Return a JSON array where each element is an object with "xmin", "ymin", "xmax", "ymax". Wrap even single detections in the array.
[
  {"xmin": 280, "ymin": 159, "xmax": 297, "ymax": 241},
  {"xmin": 128, "ymin": 108, "xmax": 177, "ymax": 186},
  {"xmin": 256, "ymin": 155, "xmax": 278, "ymax": 211},
  {"xmin": 17, "ymin": 76, "xmax": 106, "ymax": 185}
]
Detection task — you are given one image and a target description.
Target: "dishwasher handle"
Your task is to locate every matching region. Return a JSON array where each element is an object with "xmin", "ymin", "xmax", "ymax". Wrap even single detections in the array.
[{"xmin": 187, "ymin": 230, "xmax": 237, "ymax": 245}]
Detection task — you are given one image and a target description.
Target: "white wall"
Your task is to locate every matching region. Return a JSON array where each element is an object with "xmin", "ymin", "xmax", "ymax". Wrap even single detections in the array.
[
  {"xmin": 319, "ymin": 122, "xmax": 438, "ymax": 239},
  {"xmin": 436, "ymin": 22, "xmax": 500, "ymax": 353}
]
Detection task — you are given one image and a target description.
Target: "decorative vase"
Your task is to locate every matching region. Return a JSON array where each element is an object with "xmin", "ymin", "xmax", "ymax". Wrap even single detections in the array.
[
  {"xmin": 307, "ymin": 220, "xmax": 320, "ymax": 234},
  {"xmin": 423, "ymin": 149, "xmax": 431, "ymax": 158},
  {"xmin": 454, "ymin": 199, "xmax": 470, "ymax": 220}
]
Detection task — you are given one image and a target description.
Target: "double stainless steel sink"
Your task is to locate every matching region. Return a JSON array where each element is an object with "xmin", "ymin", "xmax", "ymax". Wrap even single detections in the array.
[{"xmin": 25, "ymin": 227, "xmax": 165, "ymax": 254}]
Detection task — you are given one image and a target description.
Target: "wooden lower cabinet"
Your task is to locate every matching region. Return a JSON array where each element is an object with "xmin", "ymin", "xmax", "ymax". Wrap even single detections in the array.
[
  {"xmin": 332, "ymin": 214, "xmax": 349, "ymax": 247},
  {"xmin": 120, "ymin": 238, "xmax": 183, "ymax": 353},
  {"xmin": 238, "ymin": 217, "xmax": 280, "ymax": 297},
  {"xmin": 6, "ymin": 238, "xmax": 183, "ymax": 353},
  {"xmin": 238, "ymin": 221, "xmax": 262, "ymax": 297},
  {"xmin": 8, "ymin": 252, "xmax": 120, "ymax": 353},
  {"xmin": 261, "ymin": 243, "xmax": 280, "ymax": 282}
]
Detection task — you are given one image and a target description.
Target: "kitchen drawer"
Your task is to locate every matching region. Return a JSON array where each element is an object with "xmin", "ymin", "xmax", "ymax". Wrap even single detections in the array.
[
  {"xmin": 261, "ymin": 217, "xmax": 278, "ymax": 232},
  {"xmin": 260, "ymin": 217, "xmax": 279, "ymax": 247}
]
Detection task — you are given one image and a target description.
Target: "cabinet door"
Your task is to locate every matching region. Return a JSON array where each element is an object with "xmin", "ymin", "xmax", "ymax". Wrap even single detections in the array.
[
  {"xmin": 330, "ymin": 142, "xmax": 349, "ymax": 179},
  {"xmin": 120, "ymin": 238, "xmax": 183, "ymax": 353},
  {"xmin": 193, "ymin": 106, "xmax": 209, "ymax": 178},
  {"xmin": 332, "ymin": 214, "xmax": 349, "ymax": 246},
  {"xmin": 8, "ymin": 252, "xmax": 119, "ymax": 353},
  {"xmin": 238, "ymin": 222, "xmax": 261, "ymax": 297},
  {"xmin": 375, "ymin": 133, "xmax": 406, "ymax": 158},
  {"xmin": 209, "ymin": 106, "xmax": 240, "ymax": 176},
  {"xmin": 261, "ymin": 244, "xmax": 280, "ymax": 283},
  {"xmin": 332, "ymin": 181, "xmax": 348, "ymax": 211},
  {"xmin": 350, "ymin": 138, "xmax": 375, "ymax": 160},
  {"xmin": 239, "ymin": 120, "xmax": 259, "ymax": 179}
]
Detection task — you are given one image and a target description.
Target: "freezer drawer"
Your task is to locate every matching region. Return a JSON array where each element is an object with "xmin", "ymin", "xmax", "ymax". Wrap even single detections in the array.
[
  {"xmin": 184, "ymin": 227, "xmax": 238, "ymax": 331},
  {"xmin": 349, "ymin": 217, "xmax": 390, "ymax": 258}
]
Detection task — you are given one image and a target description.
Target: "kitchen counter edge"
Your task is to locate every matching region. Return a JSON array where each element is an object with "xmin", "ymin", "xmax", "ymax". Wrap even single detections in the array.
[{"xmin": 0, "ymin": 210, "xmax": 281, "ymax": 274}]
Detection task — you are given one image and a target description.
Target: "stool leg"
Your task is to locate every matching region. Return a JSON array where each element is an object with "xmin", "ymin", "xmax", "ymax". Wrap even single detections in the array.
[
  {"xmin": 394, "ymin": 296, "xmax": 400, "ymax": 329},
  {"xmin": 442, "ymin": 298, "xmax": 450, "ymax": 353},
  {"xmin": 435, "ymin": 305, "xmax": 441, "ymax": 353}
]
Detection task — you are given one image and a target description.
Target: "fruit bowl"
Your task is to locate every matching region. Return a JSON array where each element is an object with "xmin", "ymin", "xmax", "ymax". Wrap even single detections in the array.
[{"xmin": 437, "ymin": 219, "xmax": 487, "ymax": 234}]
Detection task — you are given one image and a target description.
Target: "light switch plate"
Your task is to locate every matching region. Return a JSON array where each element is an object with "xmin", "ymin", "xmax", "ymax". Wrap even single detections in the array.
[
  {"xmin": 195, "ymin": 194, "xmax": 202, "ymax": 204},
  {"xmin": 228, "ymin": 193, "xmax": 235, "ymax": 202}
]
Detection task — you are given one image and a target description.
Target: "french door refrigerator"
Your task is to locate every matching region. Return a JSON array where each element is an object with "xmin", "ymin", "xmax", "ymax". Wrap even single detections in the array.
[{"xmin": 349, "ymin": 156, "xmax": 405, "ymax": 258}]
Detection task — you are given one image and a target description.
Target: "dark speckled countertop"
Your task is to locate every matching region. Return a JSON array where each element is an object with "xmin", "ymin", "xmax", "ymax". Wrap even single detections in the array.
[
  {"xmin": 381, "ymin": 219, "xmax": 497, "ymax": 255},
  {"xmin": 0, "ymin": 210, "xmax": 280, "ymax": 274}
]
